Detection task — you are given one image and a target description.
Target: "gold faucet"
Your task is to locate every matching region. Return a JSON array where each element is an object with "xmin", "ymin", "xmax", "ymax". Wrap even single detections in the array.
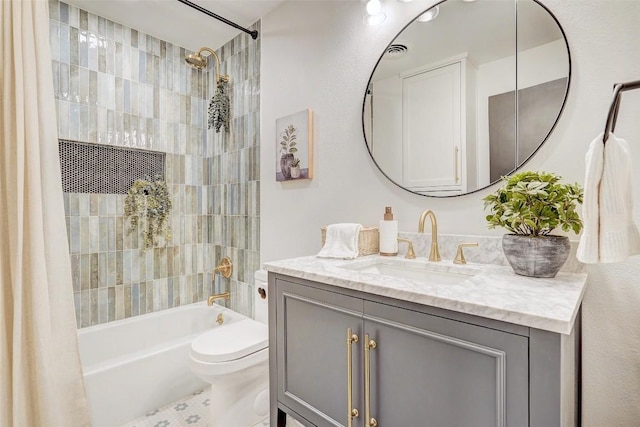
[
  {"xmin": 418, "ymin": 210, "xmax": 441, "ymax": 262},
  {"xmin": 207, "ymin": 292, "xmax": 230, "ymax": 306}
]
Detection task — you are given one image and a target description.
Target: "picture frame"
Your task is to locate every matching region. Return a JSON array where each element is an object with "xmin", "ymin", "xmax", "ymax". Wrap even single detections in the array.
[{"xmin": 275, "ymin": 109, "xmax": 313, "ymax": 181}]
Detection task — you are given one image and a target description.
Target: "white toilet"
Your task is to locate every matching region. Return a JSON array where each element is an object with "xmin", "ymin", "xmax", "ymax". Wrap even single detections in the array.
[{"xmin": 189, "ymin": 270, "xmax": 270, "ymax": 427}]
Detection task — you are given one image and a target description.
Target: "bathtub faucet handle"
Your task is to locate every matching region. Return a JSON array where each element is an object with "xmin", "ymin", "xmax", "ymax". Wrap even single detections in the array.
[{"xmin": 213, "ymin": 257, "xmax": 233, "ymax": 279}]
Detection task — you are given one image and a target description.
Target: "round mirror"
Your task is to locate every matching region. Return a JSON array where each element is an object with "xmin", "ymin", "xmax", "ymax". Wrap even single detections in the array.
[{"xmin": 363, "ymin": 0, "xmax": 570, "ymax": 197}]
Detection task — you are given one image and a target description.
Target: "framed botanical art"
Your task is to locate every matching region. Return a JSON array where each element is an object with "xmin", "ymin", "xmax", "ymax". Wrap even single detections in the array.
[{"xmin": 276, "ymin": 109, "xmax": 313, "ymax": 181}]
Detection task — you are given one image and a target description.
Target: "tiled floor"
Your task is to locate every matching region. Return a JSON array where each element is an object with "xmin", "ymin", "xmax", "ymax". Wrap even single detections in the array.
[
  {"xmin": 121, "ymin": 389, "xmax": 212, "ymax": 427},
  {"xmin": 121, "ymin": 389, "xmax": 301, "ymax": 427}
]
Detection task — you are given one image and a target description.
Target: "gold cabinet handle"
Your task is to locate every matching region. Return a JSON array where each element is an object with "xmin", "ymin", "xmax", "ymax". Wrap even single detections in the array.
[
  {"xmin": 364, "ymin": 334, "xmax": 378, "ymax": 427},
  {"xmin": 455, "ymin": 147, "xmax": 460, "ymax": 183},
  {"xmin": 347, "ymin": 329, "xmax": 359, "ymax": 427}
]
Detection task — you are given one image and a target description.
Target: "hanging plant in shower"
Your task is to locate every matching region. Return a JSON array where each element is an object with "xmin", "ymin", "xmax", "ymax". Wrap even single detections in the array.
[
  {"xmin": 208, "ymin": 75, "xmax": 230, "ymax": 133},
  {"xmin": 124, "ymin": 176, "xmax": 172, "ymax": 250}
]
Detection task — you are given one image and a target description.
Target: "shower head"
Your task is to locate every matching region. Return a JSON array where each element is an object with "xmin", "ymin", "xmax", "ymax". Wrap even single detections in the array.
[
  {"xmin": 184, "ymin": 47, "xmax": 229, "ymax": 83},
  {"xmin": 185, "ymin": 53, "xmax": 208, "ymax": 70}
]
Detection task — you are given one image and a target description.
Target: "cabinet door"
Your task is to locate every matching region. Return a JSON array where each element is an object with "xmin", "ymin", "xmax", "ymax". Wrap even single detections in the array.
[
  {"xmin": 364, "ymin": 301, "xmax": 529, "ymax": 427},
  {"xmin": 402, "ymin": 61, "xmax": 462, "ymax": 192},
  {"xmin": 276, "ymin": 279, "xmax": 364, "ymax": 427}
]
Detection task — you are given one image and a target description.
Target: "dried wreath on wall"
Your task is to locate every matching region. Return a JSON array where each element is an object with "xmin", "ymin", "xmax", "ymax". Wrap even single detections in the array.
[
  {"xmin": 124, "ymin": 177, "xmax": 172, "ymax": 250},
  {"xmin": 208, "ymin": 75, "xmax": 230, "ymax": 133}
]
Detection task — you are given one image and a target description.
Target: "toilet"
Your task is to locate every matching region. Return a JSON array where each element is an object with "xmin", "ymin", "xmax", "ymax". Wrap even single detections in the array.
[{"xmin": 189, "ymin": 270, "xmax": 270, "ymax": 427}]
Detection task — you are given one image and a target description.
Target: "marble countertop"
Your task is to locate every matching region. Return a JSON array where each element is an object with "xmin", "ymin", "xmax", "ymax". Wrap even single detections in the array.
[{"xmin": 264, "ymin": 255, "xmax": 588, "ymax": 335}]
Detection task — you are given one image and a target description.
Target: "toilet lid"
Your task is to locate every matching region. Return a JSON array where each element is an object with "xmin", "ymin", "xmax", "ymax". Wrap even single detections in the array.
[{"xmin": 191, "ymin": 319, "xmax": 268, "ymax": 363}]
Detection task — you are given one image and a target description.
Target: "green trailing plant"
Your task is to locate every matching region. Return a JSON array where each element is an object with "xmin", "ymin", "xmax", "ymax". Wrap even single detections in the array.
[
  {"xmin": 124, "ymin": 177, "xmax": 172, "ymax": 250},
  {"xmin": 482, "ymin": 171, "xmax": 583, "ymax": 237},
  {"xmin": 291, "ymin": 157, "xmax": 301, "ymax": 167},
  {"xmin": 208, "ymin": 76, "xmax": 230, "ymax": 133},
  {"xmin": 279, "ymin": 124, "xmax": 298, "ymax": 155}
]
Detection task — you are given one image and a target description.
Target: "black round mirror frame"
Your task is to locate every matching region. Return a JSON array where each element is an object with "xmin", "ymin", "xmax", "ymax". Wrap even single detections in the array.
[{"xmin": 361, "ymin": 0, "xmax": 572, "ymax": 198}]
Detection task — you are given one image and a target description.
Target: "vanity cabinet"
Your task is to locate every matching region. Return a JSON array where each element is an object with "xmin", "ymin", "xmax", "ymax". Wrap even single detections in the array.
[
  {"xmin": 364, "ymin": 300, "xmax": 528, "ymax": 427},
  {"xmin": 270, "ymin": 275, "xmax": 577, "ymax": 427},
  {"xmin": 269, "ymin": 274, "xmax": 580, "ymax": 427}
]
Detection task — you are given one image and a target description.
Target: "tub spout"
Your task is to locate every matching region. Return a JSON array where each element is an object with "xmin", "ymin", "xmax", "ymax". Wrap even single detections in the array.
[{"xmin": 207, "ymin": 292, "xmax": 230, "ymax": 306}]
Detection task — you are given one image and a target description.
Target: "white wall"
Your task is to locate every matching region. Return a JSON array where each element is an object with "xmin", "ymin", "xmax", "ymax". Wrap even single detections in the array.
[
  {"xmin": 371, "ymin": 75, "xmax": 403, "ymax": 183},
  {"xmin": 261, "ymin": 1, "xmax": 640, "ymax": 425}
]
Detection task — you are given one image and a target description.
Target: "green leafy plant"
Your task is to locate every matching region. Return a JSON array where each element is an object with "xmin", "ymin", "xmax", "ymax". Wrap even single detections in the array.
[
  {"xmin": 124, "ymin": 177, "xmax": 172, "ymax": 250},
  {"xmin": 483, "ymin": 171, "xmax": 583, "ymax": 237},
  {"xmin": 279, "ymin": 124, "xmax": 298, "ymax": 155},
  {"xmin": 291, "ymin": 157, "xmax": 300, "ymax": 167}
]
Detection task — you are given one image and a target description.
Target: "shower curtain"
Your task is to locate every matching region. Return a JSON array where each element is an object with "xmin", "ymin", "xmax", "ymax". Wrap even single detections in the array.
[{"xmin": 0, "ymin": 0, "xmax": 90, "ymax": 425}]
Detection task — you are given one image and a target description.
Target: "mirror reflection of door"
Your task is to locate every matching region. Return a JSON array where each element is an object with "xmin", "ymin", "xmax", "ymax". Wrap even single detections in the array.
[{"xmin": 363, "ymin": 0, "xmax": 570, "ymax": 197}]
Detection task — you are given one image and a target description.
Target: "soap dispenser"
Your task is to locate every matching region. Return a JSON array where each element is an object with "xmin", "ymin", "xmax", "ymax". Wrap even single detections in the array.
[{"xmin": 379, "ymin": 207, "xmax": 398, "ymax": 256}]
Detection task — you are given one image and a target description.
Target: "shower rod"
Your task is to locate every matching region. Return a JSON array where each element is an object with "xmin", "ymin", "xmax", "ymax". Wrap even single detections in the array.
[{"xmin": 176, "ymin": 0, "xmax": 259, "ymax": 40}]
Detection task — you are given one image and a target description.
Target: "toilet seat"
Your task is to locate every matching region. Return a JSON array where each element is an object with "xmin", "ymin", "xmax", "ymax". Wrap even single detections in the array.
[
  {"xmin": 191, "ymin": 319, "xmax": 268, "ymax": 363},
  {"xmin": 190, "ymin": 346, "xmax": 269, "ymax": 376}
]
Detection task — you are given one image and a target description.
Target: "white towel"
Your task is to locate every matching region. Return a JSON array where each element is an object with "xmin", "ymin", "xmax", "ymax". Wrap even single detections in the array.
[
  {"xmin": 317, "ymin": 223, "xmax": 362, "ymax": 259},
  {"xmin": 577, "ymin": 132, "xmax": 640, "ymax": 263}
]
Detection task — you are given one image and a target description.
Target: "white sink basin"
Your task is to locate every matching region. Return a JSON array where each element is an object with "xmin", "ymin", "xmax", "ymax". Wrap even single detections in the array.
[{"xmin": 341, "ymin": 260, "xmax": 479, "ymax": 285}]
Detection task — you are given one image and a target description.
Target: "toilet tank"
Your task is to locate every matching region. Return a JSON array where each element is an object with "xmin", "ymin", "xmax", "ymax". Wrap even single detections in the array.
[{"xmin": 254, "ymin": 270, "xmax": 268, "ymax": 325}]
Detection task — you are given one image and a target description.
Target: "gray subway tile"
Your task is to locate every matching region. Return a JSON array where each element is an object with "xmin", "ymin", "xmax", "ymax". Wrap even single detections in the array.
[
  {"xmin": 124, "ymin": 284, "xmax": 131, "ymax": 318},
  {"xmin": 49, "ymin": 0, "xmax": 60, "ymax": 21},
  {"xmin": 108, "ymin": 287, "xmax": 115, "ymax": 321},
  {"xmin": 90, "ymin": 253, "xmax": 98, "ymax": 289},
  {"xmin": 98, "ymin": 288, "xmax": 108, "ymax": 323},
  {"xmin": 115, "ymin": 285, "xmax": 124, "ymax": 320},
  {"xmin": 79, "ymin": 9, "xmax": 88, "ymax": 30}
]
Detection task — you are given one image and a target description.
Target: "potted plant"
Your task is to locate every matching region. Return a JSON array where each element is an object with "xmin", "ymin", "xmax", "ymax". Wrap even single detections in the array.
[
  {"xmin": 290, "ymin": 157, "xmax": 301, "ymax": 179},
  {"xmin": 279, "ymin": 124, "xmax": 298, "ymax": 179},
  {"xmin": 483, "ymin": 171, "xmax": 583, "ymax": 278},
  {"xmin": 124, "ymin": 177, "xmax": 172, "ymax": 250}
]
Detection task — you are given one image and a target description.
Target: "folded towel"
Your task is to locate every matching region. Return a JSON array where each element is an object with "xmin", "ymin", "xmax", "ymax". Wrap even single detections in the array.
[
  {"xmin": 577, "ymin": 132, "xmax": 640, "ymax": 263},
  {"xmin": 317, "ymin": 223, "xmax": 362, "ymax": 259}
]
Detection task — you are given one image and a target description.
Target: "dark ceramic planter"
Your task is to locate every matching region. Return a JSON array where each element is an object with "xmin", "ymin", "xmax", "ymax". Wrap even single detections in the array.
[
  {"xmin": 280, "ymin": 153, "xmax": 294, "ymax": 179},
  {"xmin": 502, "ymin": 234, "xmax": 570, "ymax": 278}
]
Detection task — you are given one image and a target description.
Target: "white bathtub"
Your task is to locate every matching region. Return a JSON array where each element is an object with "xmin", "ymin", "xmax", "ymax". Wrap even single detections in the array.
[{"xmin": 78, "ymin": 302, "xmax": 246, "ymax": 427}]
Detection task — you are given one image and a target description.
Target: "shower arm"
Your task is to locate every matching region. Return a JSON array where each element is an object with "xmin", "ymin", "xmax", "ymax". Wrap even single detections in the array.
[
  {"xmin": 176, "ymin": 0, "xmax": 259, "ymax": 40},
  {"xmin": 196, "ymin": 47, "xmax": 227, "ymax": 83}
]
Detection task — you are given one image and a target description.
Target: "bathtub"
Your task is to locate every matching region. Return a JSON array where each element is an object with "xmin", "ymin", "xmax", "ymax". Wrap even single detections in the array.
[{"xmin": 78, "ymin": 302, "xmax": 245, "ymax": 427}]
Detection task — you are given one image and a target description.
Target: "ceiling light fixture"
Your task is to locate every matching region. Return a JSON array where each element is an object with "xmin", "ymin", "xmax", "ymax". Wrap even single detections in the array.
[
  {"xmin": 366, "ymin": 0, "xmax": 382, "ymax": 15},
  {"xmin": 417, "ymin": 5, "xmax": 439, "ymax": 22},
  {"xmin": 364, "ymin": 0, "xmax": 387, "ymax": 26}
]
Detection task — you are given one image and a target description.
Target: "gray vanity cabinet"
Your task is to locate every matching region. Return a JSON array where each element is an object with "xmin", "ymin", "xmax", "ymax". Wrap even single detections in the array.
[
  {"xmin": 271, "ymin": 276, "xmax": 536, "ymax": 427},
  {"xmin": 364, "ymin": 301, "xmax": 528, "ymax": 427},
  {"xmin": 274, "ymin": 279, "xmax": 365, "ymax": 426}
]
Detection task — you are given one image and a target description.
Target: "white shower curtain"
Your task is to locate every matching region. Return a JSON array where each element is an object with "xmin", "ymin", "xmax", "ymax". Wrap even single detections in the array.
[{"xmin": 0, "ymin": 0, "xmax": 90, "ymax": 425}]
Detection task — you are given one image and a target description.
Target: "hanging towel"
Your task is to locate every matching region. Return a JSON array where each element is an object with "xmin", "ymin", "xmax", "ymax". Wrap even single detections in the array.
[
  {"xmin": 577, "ymin": 132, "xmax": 640, "ymax": 263},
  {"xmin": 317, "ymin": 223, "xmax": 362, "ymax": 259}
]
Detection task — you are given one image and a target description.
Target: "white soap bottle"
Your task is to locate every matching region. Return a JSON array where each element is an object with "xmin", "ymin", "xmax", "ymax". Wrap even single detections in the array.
[{"xmin": 379, "ymin": 207, "xmax": 398, "ymax": 256}]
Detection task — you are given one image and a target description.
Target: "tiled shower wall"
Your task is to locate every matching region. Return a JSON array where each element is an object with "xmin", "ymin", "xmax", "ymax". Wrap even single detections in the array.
[{"xmin": 49, "ymin": 0, "xmax": 260, "ymax": 327}]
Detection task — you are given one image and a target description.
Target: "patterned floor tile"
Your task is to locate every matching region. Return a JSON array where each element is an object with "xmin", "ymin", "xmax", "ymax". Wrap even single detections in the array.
[
  {"xmin": 121, "ymin": 389, "xmax": 211, "ymax": 427},
  {"xmin": 122, "ymin": 389, "xmax": 304, "ymax": 427}
]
